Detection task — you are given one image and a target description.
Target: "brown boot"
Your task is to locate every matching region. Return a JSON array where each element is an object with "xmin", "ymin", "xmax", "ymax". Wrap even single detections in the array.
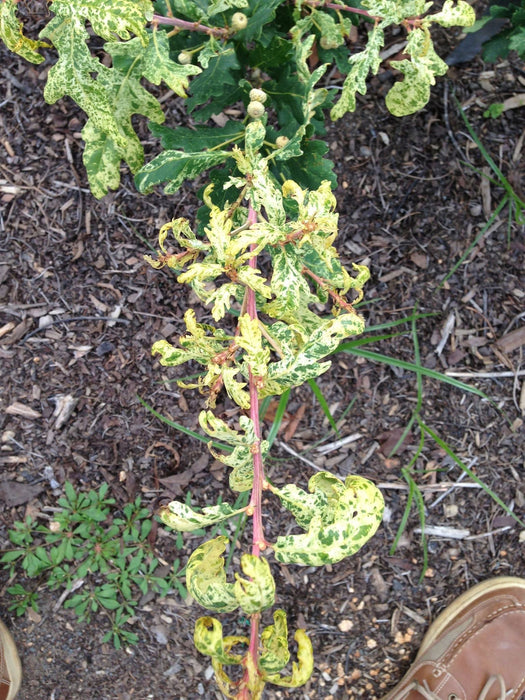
[
  {"xmin": 381, "ymin": 576, "xmax": 525, "ymax": 700},
  {"xmin": 0, "ymin": 619, "xmax": 21, "ymax": 700}
]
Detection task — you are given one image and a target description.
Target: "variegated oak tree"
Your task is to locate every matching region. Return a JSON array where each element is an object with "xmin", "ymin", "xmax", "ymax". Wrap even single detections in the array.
[{"xmin": 1, "ymin": 0, "xmax": 474, "ymax": 697}]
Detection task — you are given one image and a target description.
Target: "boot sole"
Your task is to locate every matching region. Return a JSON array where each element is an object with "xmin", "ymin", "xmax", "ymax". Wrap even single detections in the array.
[
  {"xmin": 416, "ymin": 575, "xmax": 525, "ymax": 659},
  {"xmin": 0, "ymin": 619, "xmax": 22, "ymax": 700}
]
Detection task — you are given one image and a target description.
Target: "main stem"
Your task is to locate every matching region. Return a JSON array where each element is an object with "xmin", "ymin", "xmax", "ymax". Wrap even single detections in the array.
[{"xmin": 241, "ymin": 202, "xmax": 265, "ymax": 697}]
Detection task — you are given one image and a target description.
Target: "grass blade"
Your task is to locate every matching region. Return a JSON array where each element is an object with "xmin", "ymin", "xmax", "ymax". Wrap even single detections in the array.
[
  {"xmin": 307, "ymin": 378, "xmax": 339, "ymax": 434},
  {"xmin": 137, "ymin": 394, "xmax": 232, "ymax": 453}
]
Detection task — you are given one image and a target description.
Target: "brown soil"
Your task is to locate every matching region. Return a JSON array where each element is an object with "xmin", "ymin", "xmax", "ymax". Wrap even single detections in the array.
[{"xmin": 1, "ymin": 21, "xmax": 525, "ymax": 700}]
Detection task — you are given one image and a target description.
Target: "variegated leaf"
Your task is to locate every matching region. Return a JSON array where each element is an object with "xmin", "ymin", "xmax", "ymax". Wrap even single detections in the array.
[
  {"xmin": 263, "ymin": 629, "xmax": 314, "ymax": 688},
  {"xmin": 186, "ymin": 537, "xmax": 238, "ymax": 612},
  {"xmin": 429, "ymin": 0, "xmax": 475, "ymax": 28},
  {"xmin": 0, "ymin": 0, "xmax": 48, "ymax": 63},
  {"xmin": 386, "ymin": 27, "xmax": 448, "ymax": 117},
  {"xmin": 237, "ymin": 314, "xmax": 271, "ymax": 377},
  {"xmin": 159, "ymin": 501, "xmax": 244, "ymax": 532},
  {"xmin": 259, "ymin": 609, "xmax": 290, "ymax": 673},
  {"xmin": 234, "ymin": 554, "xmax": 276, "ymax": 614},
  {"xmin": 272, "ymin": 473, "xmax": 384, "ymax": 566},
  {"xmin": 330, "ymin": 23, "xmax": 384, "ymax": 120},
  {"xmin": 51, "ymin": 0, "xmax": 152, "ymax": 43},
  {"xmin": 194, "ymin": 616, "xmax": 246, "ymax": 664},
  {"xmin": 140, "ymin": 28, "xmax": 201, "ymax": 97}
]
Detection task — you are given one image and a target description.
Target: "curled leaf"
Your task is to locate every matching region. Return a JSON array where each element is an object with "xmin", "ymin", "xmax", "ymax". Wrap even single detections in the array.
[
  {"xmin": 259, "ymin": 609, "xmax": 290, "ymax": 673},
  {"xmin": 194, "ymin": 616, "xmax": 246, "ymax": 665},
  {"xmin": 263, "ymin": 628, "xmax": 314, "ymax": 688},
  {"xmin": 186, "ymin": 537, "xmax": 238, "ymax": 612},
  {"xmin": 234, "ymin": 554, "xmax": 275, "ymax": 614},
  {"xmin": 271, "ymin": 472, "xmax": 384, "ymax": 566}
]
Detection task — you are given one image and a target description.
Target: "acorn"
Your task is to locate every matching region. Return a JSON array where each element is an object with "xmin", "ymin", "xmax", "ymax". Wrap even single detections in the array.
[
  {"xmin": 249, "ymin": 88, "xmax": 267, "ymax": 104},
  {"xmin": 178, "ymin": 51, "xmax": 192, "ymax": 65},
  {"xmin": 231, "ymin": 12, "xmax": 248, "ymax": 32},
  {"xmin": 247, "ymin": 101, "xmax": 265, "ymax": 119}
]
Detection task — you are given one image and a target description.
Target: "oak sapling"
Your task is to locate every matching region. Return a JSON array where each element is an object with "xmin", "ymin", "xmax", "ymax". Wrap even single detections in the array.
[{"xmin": 0, "ymin": 0, "xmax": 477, "ymax": 697}]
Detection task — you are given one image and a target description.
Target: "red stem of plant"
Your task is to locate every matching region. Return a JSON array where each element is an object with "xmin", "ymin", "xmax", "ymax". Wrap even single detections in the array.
[
  {"xmin": 304, "ymin": 0, "xmax": 379, "ymax": 20},
  {"xmin": 151, "ymin": 13, "xmax": 228, "ymax": 37},
  {"xmin": 242, "ymin": 203, "xmax": 265, "ymax": 691}
]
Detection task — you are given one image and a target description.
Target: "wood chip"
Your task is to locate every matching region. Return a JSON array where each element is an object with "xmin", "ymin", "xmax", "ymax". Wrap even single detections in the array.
[
  {"xmin": 496, "ymin": 325, "xmax": 525, "ymax": 354},
  {"xmin": 5, "ymin": 402, "xmax": 42, "ymax": 419}
]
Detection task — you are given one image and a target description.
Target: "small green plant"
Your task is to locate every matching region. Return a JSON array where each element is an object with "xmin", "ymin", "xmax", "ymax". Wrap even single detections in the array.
[
  {"xmin": 1, "ymin": 482, "xmax": 185, "ymax": 649},
  {"xmin": 467, "ymin": 0, "xmax": 525, "ymax": 62}
]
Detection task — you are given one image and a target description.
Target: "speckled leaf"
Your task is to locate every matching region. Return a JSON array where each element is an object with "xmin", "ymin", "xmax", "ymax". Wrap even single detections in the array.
[
  {"xmin": 267, "ymin": 314, "xmax": 365, "ymax": 392},
  {"xmin": 50, "ymin": 0, "xmax": 152, "ymax": 42},
  {"xmin": 234, "ymin": 554, "xmax": 275, "ymax": 614},
  {"xmin": 386, "ymin": 27, "xmax": 448, "ymax": 117},
  {"xmin": 363, "ymin": 0, "xmax": 431, "ymax": 24},
  {"xmin": 259, "ymin": 609, "xmax": 290, "ymax": 673},
  {"xmin": 263, "ymin": 629, "xmax": 314, "ymax": 688},
  {"xmin": 41, "ymin": 16, "xmax": 125, "ymax": 148},
  {"xmin": 245, "ymin": 120, "xmax": 267, "ymax": 161},
  {"xmin": 82, "ymin": 38, "xmax": 165, "ymax": 198},
  {"xmin": 330, "ymin": 23, "xmax": 384, "ymax": 119},
  {"xmin": 200, "ymin": 412, "xmax": 268, "ymax": 492},
  {"xmin": 272, "ymin": 473, "xmax": 384, "ymax": 566},
  {"xmin": 429, "ymin": 0, "xmax": 475, "ymax": 28},
  {"xmin": 135, "ymin": 149, "xmax": 232, "ymax": 194},
  {"xmin": 186, "ymin": 537, "xmax": 238, "ymax": 612},
  {"xmin": 237, "ymin": 315, "xmax": 271, "ymax": 377},
  {"xmin": 142, "ymin": 28, "xmax": 201, "ymax": 97},
  {"xmin": 159, "ymin": 501, "xmax": 243, "ymax": 532},
  {"xmin": 194, "ymin": 617, "xmax": 246, "ymax": 664},
  {"xmin": 207, "ymin": 283, "xmax": 239, "ymax": 321},
  {"xmin": 0, "ymin": 0, "xmax": 48, "ymax": 63}
]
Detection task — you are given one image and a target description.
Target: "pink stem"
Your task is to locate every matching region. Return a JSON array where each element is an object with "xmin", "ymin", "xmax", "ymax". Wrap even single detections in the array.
[
  {"xmin": 242, "ymin": 203, "xmax": 265, "ymax": 689},
  {"xmin": 246, "ymin": 204, "xmax": 264, "ymax": 557},
  {"xmin": 151, "ymin": 13, "xmax": 228, "ymax": 37}
]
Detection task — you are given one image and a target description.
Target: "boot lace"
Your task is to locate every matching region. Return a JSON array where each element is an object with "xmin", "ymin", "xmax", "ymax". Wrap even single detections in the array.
[{"xmin": 389, "ymin": 674, "xmax": 508, "ymax": 700}]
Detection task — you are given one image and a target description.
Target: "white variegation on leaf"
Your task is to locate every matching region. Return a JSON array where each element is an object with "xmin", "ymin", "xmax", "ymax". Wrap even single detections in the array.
[
  {"xmin": 271, "ymin": 472, "xmax": 384, "ymax": 566},
  {"xmin": 159, "ymin": 501, "xmax": 245, "ymax": 532}
]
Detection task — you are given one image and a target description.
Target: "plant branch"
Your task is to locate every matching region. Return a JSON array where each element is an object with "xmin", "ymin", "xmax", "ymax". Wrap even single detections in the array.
[{"xmin": 151, "ymin": 14, "xmax": 228, "ymax": 38}]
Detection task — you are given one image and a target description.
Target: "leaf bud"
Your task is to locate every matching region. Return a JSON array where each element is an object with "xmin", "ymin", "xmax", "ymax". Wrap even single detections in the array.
[
  {"xmin": 231, "ymin": 12, "xmax": 248, "ymax": 32},
  {"xmin": 247, "ymin": 101, "xmax": 265, "ymax": 119},
  {"xmin": 249, "ymin": 88, "xmax": 267, "ymax": 104},
  {"xmin": 178, "ymin": 51, "xmax": 192, "ymax": 65},
  {"xmin": 275, "ymin": 135, "xmax": 289, "ymax": 148}
]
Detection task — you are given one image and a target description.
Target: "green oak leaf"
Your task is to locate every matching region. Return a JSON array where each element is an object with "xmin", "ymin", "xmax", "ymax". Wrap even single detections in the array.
[
  {"xmin": 149, "ymin": 120, "xmax": 245, "ymax": 152},
  {"xmin": 0, "ymin": 0, "xmax": 48, "ymax": 63},
  {"xmin": 194, "ymin": 617, "xmax": 246, "ymax": 664},
  {"xmin": 263, "ymin": 629, "xmax": 314, "ymax": 688},
  {"xmin": 259, "ymin": 609, "xmax": 290, "ymax": 673},
  {"xmin": 234, "ymin": 554, "xmax": 275, "ymax": 614},
  {"xmin": 186, "ymin": 51, "xmax": 242, "ymax": 120},
  {"xmin": 272, "ymin": 472, "xmax": 384, "ymax": 566},
  {"xmin": 159, "ymin": 501, "xmax": 244, "ymax": 532},
  {"xmin": 186, "ymin": 536, "xmax": 238, "ymax": 612},
  {"xmin": 207, "ymin": 0, "xmax": 248, "ymax": 16}
]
